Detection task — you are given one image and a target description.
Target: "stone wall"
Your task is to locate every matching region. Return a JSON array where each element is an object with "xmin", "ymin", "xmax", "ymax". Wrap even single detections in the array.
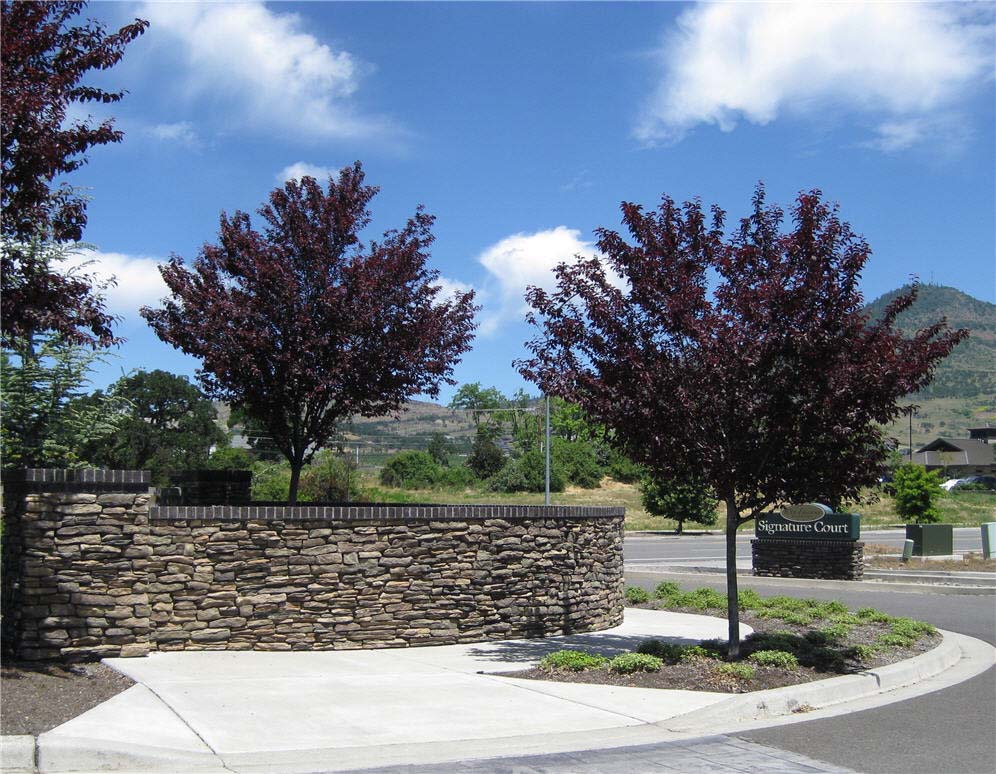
[
  {"xmin": 752, "ymin": 538, "xmax": 864, "ymax": 581},
  {"xmin": 2, "ymin": 471, "xmax": 624, "ymax": 661}
]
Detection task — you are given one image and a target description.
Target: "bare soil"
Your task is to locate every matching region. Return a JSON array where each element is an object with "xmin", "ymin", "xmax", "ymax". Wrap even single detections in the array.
[{"xmin": 1, "ymin": 660, "xmax": 134, "ymax": 735}]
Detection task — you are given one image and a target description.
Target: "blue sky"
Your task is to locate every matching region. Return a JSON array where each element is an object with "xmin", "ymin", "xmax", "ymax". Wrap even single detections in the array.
[{"xmin": 67, "ymin": 1, "xmax": 995, "ymax": 403}]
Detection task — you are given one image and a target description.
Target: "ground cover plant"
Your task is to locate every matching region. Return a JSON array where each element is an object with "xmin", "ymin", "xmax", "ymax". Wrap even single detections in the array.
[{"xmin": 499, "ymin": 585, "xmax": 940, "ymax": 694}]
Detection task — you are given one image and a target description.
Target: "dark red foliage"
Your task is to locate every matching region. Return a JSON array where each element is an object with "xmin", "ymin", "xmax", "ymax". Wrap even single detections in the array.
[
  {"xmin": 517, "ymin": 186, "xmax": 967, "ymax": 656},
  {"xmin": 1, "ymin": 1, "xmax": 146, "ymax": 347},
  {"xmin": 519, "ymin": 186, "xmax": 965, "ymax": 515},
  {"xmin": 142, "ymin": 163, "xmax": 478, "ymax": 503}
]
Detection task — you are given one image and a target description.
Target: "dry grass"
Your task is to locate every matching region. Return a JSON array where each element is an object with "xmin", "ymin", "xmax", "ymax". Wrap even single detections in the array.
[
  {"xmin": 865, "ymin": 552, "xmax": 996, "ymax": 572},
  {"xmin": 362, "ymin": 474, "xmax": 994, "ymax": 531}
]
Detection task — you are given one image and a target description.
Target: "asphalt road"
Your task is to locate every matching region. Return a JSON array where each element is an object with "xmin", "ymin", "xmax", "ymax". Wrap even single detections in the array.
[
  {"xmin": 625, "ymin": 532, "xmax": 996, "ymax": 774},
  {"xmin": 624, "ymin": 527, "xmax": 987, "ymax": 570}
]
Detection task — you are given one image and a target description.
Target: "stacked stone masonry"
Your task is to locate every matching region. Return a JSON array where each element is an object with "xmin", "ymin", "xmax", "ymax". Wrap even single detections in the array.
[
  {"xmin": 2, "ymin": 473, "xmax": 625, "ymax": 661},
  {"xmin": 752, "ymin": 538, "xmax": 864, "ymax": 581}
]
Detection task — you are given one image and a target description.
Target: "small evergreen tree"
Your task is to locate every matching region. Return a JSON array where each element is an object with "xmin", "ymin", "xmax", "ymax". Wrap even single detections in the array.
[
  {"xmin": 893, "ymin": 464, "xmax": 943, "ymax": 524},
  {"xmin": 426, "ymin": 432, "xmax": 452, "ymax": 467},
  {"xmin": 466, "ymin": 428, "xmax": 505, "ymax": 479}
]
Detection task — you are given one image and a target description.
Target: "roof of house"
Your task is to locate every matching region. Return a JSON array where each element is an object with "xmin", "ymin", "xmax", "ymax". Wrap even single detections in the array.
[{"xmin": 913, "ymin": 437, "xmax": 995, "ymax": 467}]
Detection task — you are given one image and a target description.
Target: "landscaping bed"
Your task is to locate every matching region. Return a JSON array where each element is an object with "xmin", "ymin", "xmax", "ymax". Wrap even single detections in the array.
[
  {"xmin": 0, "ymin": 661, "xmax": 134, "ymax": 735},
  {"xmin": 497, "ymin": 583, "xmax": 941, "ymax": 694}
]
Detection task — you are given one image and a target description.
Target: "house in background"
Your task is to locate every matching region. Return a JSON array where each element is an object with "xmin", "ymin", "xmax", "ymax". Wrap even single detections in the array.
[{"xmin": 912, "ymin": 429, "xmax": 996, "ymax": 478}]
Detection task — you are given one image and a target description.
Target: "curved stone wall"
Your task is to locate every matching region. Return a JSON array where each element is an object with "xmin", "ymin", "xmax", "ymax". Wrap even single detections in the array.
[{"xmin": 2, "ymin": 471, "xmax": 625, "ymax": 661}]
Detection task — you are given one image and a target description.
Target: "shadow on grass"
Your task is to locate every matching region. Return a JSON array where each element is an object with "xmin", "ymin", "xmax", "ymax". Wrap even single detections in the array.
[{"xmin": 464, "ymin": 631, "xmax": 705, "ymax": 666}]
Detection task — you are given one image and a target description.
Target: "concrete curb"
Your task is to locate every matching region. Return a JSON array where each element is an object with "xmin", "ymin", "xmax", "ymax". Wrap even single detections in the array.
[
  {"xmin": 0, "ymin": 734, "xmax": 35, "ymax": 773},
  {"xmin": 5, "ymin": 628, "xmax": 992, "ymax": 773},
  {"xmin": 625, "ymin": 565, "xmax": 996, "ymax": 595},
  {"xmin": 663, "ymin": 627, "xmax": 968, "ymax": 731}
]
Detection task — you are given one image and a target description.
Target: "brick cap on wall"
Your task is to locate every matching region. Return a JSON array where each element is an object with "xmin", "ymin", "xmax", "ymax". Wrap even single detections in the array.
[
  {"xmin": 1, "ymin": 468, "xmax": 151, "ymax": 493},
  {"xmin": 151, "ymin": 503, "xmax": 626, "ymax": 522}
]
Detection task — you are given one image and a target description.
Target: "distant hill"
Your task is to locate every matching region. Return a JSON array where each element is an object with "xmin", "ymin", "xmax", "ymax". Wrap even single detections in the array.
[{"xmin": 864, "ymin": 284, "xmax": 996, "ymax": 399}]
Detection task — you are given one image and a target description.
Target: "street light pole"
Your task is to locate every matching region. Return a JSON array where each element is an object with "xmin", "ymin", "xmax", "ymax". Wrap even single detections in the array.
[{"xmin": 545, "ymin": 394, "xmax": 551, "ymax": 505}]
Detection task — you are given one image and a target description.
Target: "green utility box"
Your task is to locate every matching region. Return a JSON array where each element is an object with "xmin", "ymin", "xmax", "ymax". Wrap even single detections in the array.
[{"xmin": 905, "ymin": 524, "xmax": 954, "ymax": 556}]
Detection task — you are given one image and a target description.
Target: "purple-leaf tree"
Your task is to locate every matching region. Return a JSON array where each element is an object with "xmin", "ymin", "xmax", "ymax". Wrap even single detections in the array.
[
  {"xmin": 142, "ymin": 163, "xmax": 478, "ymax": 503},
  {"xmin": 517, "ymin": 185, "xmax": 967, "ymax": 657},
  {"xmin": 1, "ymin": 1, "xmax": 147, "ymax": 348}
]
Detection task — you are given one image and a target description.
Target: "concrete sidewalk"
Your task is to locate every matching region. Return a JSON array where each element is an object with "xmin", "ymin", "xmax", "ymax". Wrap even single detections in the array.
[{"xmin": 4, "ymin": 607, "xmax": 994, "ymax": 773}]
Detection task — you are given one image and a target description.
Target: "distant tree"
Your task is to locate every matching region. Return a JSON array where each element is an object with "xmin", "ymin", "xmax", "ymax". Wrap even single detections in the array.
[
  {"xmin": 1, "ymin": 1, "xmax": 147, "ymax": 347},
  {"xmin": 143, "ymin": 163, "xmax": 477, "ymax": 503},
  {"xmin": 466, "ymin": 427, "xmax": 505, "ymax": 479},
  {"xmin": 205, "ymin": 446, "xmax": 255, "ymax": 471},
  {"xmin": 81, "ymin": 369, "xmax": 225, "ymax": 481},
  {"xmin": 893, "ymin": 464, "xmax": 943, "ymax": 524},
  {"xmin": 426, "ymin": 432, "xmax": 452, "ymax": 467},
  {"xmin": 449, "ymin": 382, "xmax": 507, "ymax": 428},
  {"xmin": 641, "ymin": 475, "xmax": 718, "ymax": 534},
  {"xmin": 519, "ymin": 185, "xmax": 966, "ymax": 657},
  {"xmin": 1, "ymin": 333, "xmax": 126, "ymax": 467}
]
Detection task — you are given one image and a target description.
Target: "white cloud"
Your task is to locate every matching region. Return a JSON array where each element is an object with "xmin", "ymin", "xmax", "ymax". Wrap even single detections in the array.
[
  {"xmin": 637, "ymin": 2, "xmax": 993, "ymax": 149},
  {"xmin": 434, "ymin": 276, "xmax": 474, "ymax": 301},
  {"xmin": 138, "ymin": 1, "xmax": 390, "ymax": 141},
  {"xmin": 148, "ymin": 121, "xmax": 199, "ymax": 146},
  {"xmin": 476, "ymin": 226, "xmax": 600, "ymax": 334},
  {"xmin": 276, "ymin": 162, "xmax": 339, "ymax": 184},
  {"xmin": 65, "ymin": 248, "xmax": 169, "ymax": 317}
]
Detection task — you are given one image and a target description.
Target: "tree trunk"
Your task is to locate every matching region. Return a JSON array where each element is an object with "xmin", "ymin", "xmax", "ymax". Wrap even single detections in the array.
[
  {"xmin": 725, "ymin": 498, "xmax": 741, "ymax": 660},
  {"xmin": 288, "ymin": 462, "xmax": 302, "ymax": 506}
]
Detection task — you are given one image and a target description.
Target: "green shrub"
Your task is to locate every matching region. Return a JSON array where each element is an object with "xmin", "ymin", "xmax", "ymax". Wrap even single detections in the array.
[
  {"xmin": 299, "ymin": 450, "xmax": 360, "ymax": 502},
  {"xmin": 857, "ymin": 607, "xmax": 893, "ymax": 623},
  {"xmin": 779, "ymin": 612, "xmax": 817, "ymax": 626},
  {"xmin": 433, "ymin": 465, "xmax": 477, "ymax": 488},
  {"xmin": 748, "ymin": 650, "xmax": 799, "ymax": 669},
  {"xmin": 379, "ymin": 451, "xmax": 440, "ymax": 489},
  {"xmin": 487, "ymin": 449, "xmax": 566, "ymax": 493},
  {"xmin": 737, "ymin": 588, "xmax": 764, "ymax": 611},
  {"xmin": 673, "ymin": 587, "xmax": 726, "ymax": 610},
  {"xmin": 251, "ymin": 461, "xmax": 292, "ymax": 501},
  {"xmin": 815, "ymin": 623, "xmax": 853, "ymax": 643},
  {"xmin": 893, "ymin": 464, "xmax": 943, "ymax": 523},
  {"xmin": 812, "ymin": 600, "xmax": 850, "ymax": 617},
  {"xmin": 653, "ymin": 581, "xmax": 681, "ymax": 601},
  {"xmin": 877, "ymin": 633, "xmax": 916, "ymax": 648},
  {"xmin": 553, "ymin": 438, "xmax": 604, "ymax": 488},
  {"xmin": 539, "ymin": 650, "xmax": 608, "ymax": 671},
  {"xmin": 636, "ymin": 639, "xmax": 684, "ymax": 661},
  {"xmin": 625, "ymin": 586, "xmax": 651, "ymax": 604},
  {"xmin": 608, "ymin": 653, "xmax": 663, "ymax": 674},
  {"xmin": 681, "ymin": 644, "xmax": 721, "ymax": 661},
  {"xmin": 849, "ymin": 644, "xmax": 882, "ymax": 662},
  {"xmin": 890, "ymin": 617, "xmax": 935, "ymax": 637},
  {"xmin": 714, "ymin": 662, "xmax": 755, "ymax": 680}
]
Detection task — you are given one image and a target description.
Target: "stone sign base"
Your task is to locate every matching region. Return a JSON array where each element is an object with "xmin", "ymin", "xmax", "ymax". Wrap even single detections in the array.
[{"xmin": 752, "ymin": 538, "xmax": 864, "ymax": 580}]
